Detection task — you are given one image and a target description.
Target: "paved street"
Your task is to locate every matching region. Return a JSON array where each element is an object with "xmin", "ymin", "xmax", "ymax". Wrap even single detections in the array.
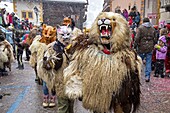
[
  {"xmin": 0, "ymin": 61, "xmax": 58, "ymax": 113},
  {"xmin": 0, "ymin": 60, "xmax": 170, "ymax": 113}
]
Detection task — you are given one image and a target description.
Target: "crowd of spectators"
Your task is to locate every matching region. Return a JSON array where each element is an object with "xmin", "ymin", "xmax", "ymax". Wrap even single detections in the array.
[
  {"xmin": 115, "ymin": 6, "xmax": 141, "ymax": 30},
  {"xmin": 0, "ymin": 8, "xmax": 33, "ymax": 30}
]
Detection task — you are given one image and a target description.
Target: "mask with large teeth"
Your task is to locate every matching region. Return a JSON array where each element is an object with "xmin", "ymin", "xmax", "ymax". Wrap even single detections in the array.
[
  {"xmin": 97, "ymin": 18, "xmax": 116, "ymax": 50},
  {"xmin": 97, "ymin": 19, "xmax": 112, "ymax": 44}
]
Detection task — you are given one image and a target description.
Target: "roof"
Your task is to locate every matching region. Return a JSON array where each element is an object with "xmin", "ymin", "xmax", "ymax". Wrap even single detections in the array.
[
  {"xmin": 43, "ymin": 0, "xmax": 87, "ymax": 3},
  {"xmin": 0, "ymin": 2, "xmax": 13, "ymax": 13}
]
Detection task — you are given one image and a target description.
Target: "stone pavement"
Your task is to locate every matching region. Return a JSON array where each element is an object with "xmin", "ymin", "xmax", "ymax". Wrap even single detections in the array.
[
  {"xmin": 0, "ymin": 61, "xmax": 58, "ymax": 113},
  {"xmin": 0, "ymin": 61, "xmax": 170, "ymax": 113}
]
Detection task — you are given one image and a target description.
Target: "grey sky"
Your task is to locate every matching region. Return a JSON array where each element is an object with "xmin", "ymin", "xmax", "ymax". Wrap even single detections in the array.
[{"xmin": 86, "ymin": 0, "xmax": 104, "ymax": 28}]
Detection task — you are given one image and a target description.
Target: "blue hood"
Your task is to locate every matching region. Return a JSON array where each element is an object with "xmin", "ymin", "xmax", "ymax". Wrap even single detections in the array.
[{"xmin": 142, "ymin": 22, "xmax": 153, "ymax": 28}]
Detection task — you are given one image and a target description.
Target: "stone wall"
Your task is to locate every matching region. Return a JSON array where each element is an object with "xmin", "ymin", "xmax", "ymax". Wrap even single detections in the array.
[{"xmin": 43, "ymin": 1, "xmax": 86, "ymax": 29}]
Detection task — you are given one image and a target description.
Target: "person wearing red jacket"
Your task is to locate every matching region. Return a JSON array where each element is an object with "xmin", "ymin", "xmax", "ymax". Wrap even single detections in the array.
[{"xmin": 165, "ymin": 24, "xmax": 170, "ymax": 77}]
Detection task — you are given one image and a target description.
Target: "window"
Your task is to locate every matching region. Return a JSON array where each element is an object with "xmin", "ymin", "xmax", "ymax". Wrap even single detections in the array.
[
  {"xmin": 21, "ymin": 11, "xmax": 33, "ymax": 19},
  {"xmin": 21, "ymin": 11, "xmax": 26, "ymax": 18},
  {"xmin": 28, "ymin": 12, "xmax": 33, "ymax": 19}
]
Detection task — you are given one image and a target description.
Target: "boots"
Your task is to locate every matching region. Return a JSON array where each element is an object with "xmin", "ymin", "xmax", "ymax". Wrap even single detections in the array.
[
  {"xmin": 49, "ymin": 95, "xmax": 56, "ymax": 107},
  {"xmin": 19, "ymin": 64, "xmax": 24, "ymax": 70},
  {"xmin": 16, "ymin": 64, "xmax": 20, "ymax": 69},
  {"xmin": 0, "ymin": 68, "xmax": 8, "ymax": 76},
  {"xmin": 42, "ymin": 95, "xmax": 49, "ymax": 108}
]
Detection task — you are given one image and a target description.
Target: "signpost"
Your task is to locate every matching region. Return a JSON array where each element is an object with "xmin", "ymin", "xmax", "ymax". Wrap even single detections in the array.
[{"xmin": 147, "ymin": 13, "xmax": 158, "ymax": 19}]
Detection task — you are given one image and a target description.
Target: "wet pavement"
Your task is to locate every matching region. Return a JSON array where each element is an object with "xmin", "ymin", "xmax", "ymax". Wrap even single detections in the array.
[
  {"xmin": 0, "ymin": 61, "xmax": 58, "ymax": 113},
  {"xmin": 0, "ymin": 60, "xmax": 170, "ymax": 113}
]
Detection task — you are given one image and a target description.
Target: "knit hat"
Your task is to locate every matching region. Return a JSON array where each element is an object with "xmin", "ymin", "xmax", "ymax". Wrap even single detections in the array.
[
  {"xmin": 160, "ymin": 28, "xmax": 168, "ymax": 36},
  {"xmin": 143, "ymin": 17, "xmax": 150, "ymax": 23},
  {"xmin": 159, "ymin": 35, "xmax": 166, "ymax": 43}
]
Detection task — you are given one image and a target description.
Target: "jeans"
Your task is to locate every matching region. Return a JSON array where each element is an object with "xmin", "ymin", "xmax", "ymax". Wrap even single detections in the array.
[
  {"xmin": 139, "ymin": 52, "xmax": 152, "ymax": 80},
  {"xmin": 43, "ymin": 81, "xmax": 56, "ymax": 96}
]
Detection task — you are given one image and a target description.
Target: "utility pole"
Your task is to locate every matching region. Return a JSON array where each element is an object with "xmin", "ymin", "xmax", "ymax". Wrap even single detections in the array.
[
  {"xmin": 110, "ymin": 0, "xmax": 112, "ymax": 11},
  {"xmin": 157, "ymin": 0, "xmax": 160, "ymax": 25}
]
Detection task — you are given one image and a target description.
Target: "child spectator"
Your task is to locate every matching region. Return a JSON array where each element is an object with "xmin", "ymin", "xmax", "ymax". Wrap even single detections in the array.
[{"xmin": 154, "ymin": 35, "xmax": 167, "ymax": 78}]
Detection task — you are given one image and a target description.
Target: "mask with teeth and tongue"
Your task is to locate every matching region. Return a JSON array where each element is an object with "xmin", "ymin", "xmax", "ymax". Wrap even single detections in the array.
[
  {"xmin": 102, "ymin": 48, "xmax": 110, "ymax": 54},
  {"xmin": 102, "ymin": 44, "xmax": 111, "ymax": 54}
]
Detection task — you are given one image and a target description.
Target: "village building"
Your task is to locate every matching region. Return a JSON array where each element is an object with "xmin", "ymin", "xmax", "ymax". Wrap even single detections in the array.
[
  {"xmin": 110, "ymin": 0, "xmax": 163, "ymax": 25},
  {"xmin": 13, "ymin": 0, "xmax": 43, "ymax": 25},
  {"xmin": 144, "ymin": 0, "xmax": 160, "ymax": 25},
  {"xmin": 13, "ymin": 0, "xmax": 88, "ymax": 29},
  {"xmin": 159, "ymin": 0, "xmax": 170, "ymax": 24},
  {"xmin": 43, "ymin": 0, "xmax": 88, "ymax": 29}
]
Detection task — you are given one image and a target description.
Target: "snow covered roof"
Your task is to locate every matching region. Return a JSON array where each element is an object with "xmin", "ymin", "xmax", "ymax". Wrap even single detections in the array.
[
  {"xmin": 0, "ymin": 2, "xmax": 14, "ymax": 14},
  {"xmin": 43, "ymin": 0, "xmax": 87, "ymax": 3}
]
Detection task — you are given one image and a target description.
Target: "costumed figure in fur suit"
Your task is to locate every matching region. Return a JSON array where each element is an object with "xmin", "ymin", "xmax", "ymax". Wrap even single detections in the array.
[
  {"xmin": 37, "ymin": 24, "xmax": 82, "ymax": 112},
  {"xmin": 30, "ymin": 23, "xmax": 80, "ymax": 110},
  {"xmin": 63, "ymin": 12, "xmax": 142, "ymax": 113},
  {"xmin": 0, "ymin": 29, "xmax": 14, "ymax": 75},
  {"xmin": 25, "ymin": 27, "xmax": 41, "ymax": 82},
  {"xmin": 56, "ymin": 24, "xmax": 86, "ymax": 113},
  {"xmin": 29, "ymin": 24, "xmax": 57, "ymax": 107}
]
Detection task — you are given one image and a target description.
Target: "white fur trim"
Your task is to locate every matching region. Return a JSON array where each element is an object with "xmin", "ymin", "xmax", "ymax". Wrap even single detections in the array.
[{"xmin": 65, "ymin": 75, "xmax": 82, "ymax": 99}]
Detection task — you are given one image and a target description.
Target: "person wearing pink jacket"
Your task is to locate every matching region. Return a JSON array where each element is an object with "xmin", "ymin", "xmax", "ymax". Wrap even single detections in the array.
[{"xmin": 154, "ymin": 35, "xmax": 167, "ymax": 78}]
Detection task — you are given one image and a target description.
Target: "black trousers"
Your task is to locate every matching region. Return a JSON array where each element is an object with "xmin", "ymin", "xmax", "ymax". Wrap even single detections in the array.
[
  {"xmin": 154, "ymin": 59, "xmax": 165, "ymax": 76},
  {"xmin": 17, "ymin": 49, "xmax": 23, "ymax": 66}
]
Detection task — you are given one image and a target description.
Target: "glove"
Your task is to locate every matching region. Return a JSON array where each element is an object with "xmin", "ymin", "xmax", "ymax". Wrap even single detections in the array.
[{"xmin": 154, "ymin": 44, "xmax": 161, "ymax": 50}]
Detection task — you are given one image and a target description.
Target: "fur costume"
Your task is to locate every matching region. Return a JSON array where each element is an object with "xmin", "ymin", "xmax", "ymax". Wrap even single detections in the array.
[
  {"xmin": 25, "ymin": 28, "xmax": 39, "ymax": 46},
  {"xmin": 36, "ymin": 25, "xmax": 81, "ymax": 96},
  {"xmin": 64, "ymin": 12, "xmax": 142, "ymax": 113},
  {"xmin": 39, "ymin": 24, "xmax": 57, "ymax": 45},
  {"xmin": 37, "ymin": 41, "xmax": 68, "ymax": 97},
  {"xmin": 29, "ymin": 25, "xmax": 76, "ymax": 95},
  {"xmin": 0, "ymin": 40, "xmax": 14, "ymax": 71},
  {"xmin": 29, "ymin": 35, "xmax": 47, "ymax": 68},
  {"xmin": 29, "ymin": 25, "xmax": 57, "ymax": 84}
]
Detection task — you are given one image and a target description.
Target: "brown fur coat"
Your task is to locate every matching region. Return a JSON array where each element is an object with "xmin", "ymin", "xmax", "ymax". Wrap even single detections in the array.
[{"xmin": 64, "ymin": 12, "xmax": 142, "ymax": 113}]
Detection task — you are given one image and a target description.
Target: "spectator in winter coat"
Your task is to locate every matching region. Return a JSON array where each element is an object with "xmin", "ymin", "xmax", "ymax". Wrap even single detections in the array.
[
  {"xmin": 6, "ymin": 13, "xmax": 10, "ymax": 26},
  {"xmin": 154, "ymin": 35, "xmax": 167, "ymax": 78},
  {"xmin": 134, "ymin": 17, "xmax": 156, "ymax": 82},
  {"xmin": 22, "ymin": 34, "xmax": 30, "ymax": 61},
  {"xmin": 8, "ymin": 13, "xmax": 13, "ymax": 25},
  {"xmin": 135, "ymin": 12, "xmax": 141, "ymax": 27},
  {"xmin": 129, "ymin": 7, "xmax": 136, "ymax": 21},
  {"xmin": 128, "ymin": 16, "xmax": 133, "ymax": 26},
  {"xmin": 15, "ymin": 32, "xmax": 24, "ymax": 70},
  {"xmin": 165, "ymin": 23, "xmax": 170, "ymax": 76},
  {"xmin": 122, "ymin": 9, "xmax": 128, "ymax": 20},
  {"xmin": 151, "ymin": 25, "xmax": 160, "ymax": 71}
]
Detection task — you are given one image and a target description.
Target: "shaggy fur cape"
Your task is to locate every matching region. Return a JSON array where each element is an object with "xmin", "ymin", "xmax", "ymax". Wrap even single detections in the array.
[
  {"xmin": 64, "ymin": 12, "xmax": 142, "ymax": 113},
  {"xmin": 0, "ymin": 40, "xmax": 14, "ymax": 70},
  {"xmin": 37, "ymin": 42, "xmax": 68, "ymax": 97},
  {"xmin": 29, "ymin": 35, "xmax": 47, "ymax": 68}
]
